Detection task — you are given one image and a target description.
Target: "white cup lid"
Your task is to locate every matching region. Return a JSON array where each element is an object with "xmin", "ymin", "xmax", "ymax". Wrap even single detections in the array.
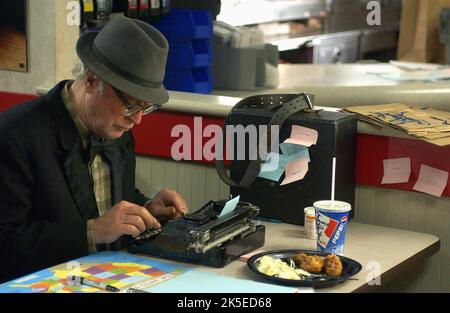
[{"xmin": 313, "ymin": 200, "xmax": 351, "ymax": 213}]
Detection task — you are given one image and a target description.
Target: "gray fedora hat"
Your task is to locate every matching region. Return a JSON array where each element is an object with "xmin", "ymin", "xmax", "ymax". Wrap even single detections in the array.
[{"xmin": 76, "ymin": 15, "xmax": 169, "ymax": 104}]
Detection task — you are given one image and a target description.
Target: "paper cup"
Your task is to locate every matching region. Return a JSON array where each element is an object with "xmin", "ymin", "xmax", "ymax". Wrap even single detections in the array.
[{"xmin": 314, "ymin": 200, "xmax": 351, "ymax": 255}]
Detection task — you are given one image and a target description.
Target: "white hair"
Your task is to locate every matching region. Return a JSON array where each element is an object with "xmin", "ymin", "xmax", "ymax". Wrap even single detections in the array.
[{"xmin": 72, "ymin": 62, "xmax": 105, "ymax": 95}]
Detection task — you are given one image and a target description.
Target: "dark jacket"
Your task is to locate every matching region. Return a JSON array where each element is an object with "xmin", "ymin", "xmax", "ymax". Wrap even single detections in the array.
[{"xmin": 0, "ymin": 81, "xmax": 149, "ymax": 283}]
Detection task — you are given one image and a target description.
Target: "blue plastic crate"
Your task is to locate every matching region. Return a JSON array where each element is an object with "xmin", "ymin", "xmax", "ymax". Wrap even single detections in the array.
[
  {"xmin": 152, "ymin": 9, "xmax": 212, "ymax": 42},
  {"xmin": 166, "ymin": 38, "xmax": 212, "ymax": 69},
  {"xmin": 164, "ymin": 66, "xmax": 212, "ymax": 94}
]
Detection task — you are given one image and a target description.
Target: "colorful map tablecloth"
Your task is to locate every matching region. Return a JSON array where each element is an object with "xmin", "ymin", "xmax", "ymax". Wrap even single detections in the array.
[{"xmin": 0, "ymin": 251, "xmax": 302, "ymax": 293}]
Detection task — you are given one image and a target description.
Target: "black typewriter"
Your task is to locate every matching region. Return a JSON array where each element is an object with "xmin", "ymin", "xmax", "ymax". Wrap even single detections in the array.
[{"xmin": 128, "ymin": 199, "xmax": 265, "ymax": 267}]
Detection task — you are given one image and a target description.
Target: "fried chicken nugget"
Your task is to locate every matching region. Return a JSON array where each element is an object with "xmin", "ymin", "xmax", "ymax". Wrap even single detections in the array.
[
  {"xmin": 325, "ymin": 254, "xmax": 343, "ymax": 277},
  {"xmin": 291, "ymin": 252, "xmax": 325, "ymax": 273}
]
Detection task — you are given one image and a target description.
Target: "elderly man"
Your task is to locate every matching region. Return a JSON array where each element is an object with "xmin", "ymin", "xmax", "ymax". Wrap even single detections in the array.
[{"xmin": 0, "ymin": 15, "xmax": 187, "ymax": 283}]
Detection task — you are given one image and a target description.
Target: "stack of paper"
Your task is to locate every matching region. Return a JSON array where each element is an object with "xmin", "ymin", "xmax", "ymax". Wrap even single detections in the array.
[
  {"xmin": 374, "ymin": 61, "xmax": 450, "ymax": 82},
  {"xmin": 343, "ymin": 103, "xmax": 450, "ymax": 146}
]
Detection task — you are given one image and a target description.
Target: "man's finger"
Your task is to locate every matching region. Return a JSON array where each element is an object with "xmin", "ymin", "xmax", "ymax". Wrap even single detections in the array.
[
  {"xmin": 156, "ymin": 206, "xmax": 178, "ymax": 218},
  {"xmin": 162, "ymin": 190, "xmax": 188, "ymax": 215},
  {"xmin": 123, "ymin": 215, "xmax": 146, "ymax": 234},
  {"xmin": 122, "ymin": 224, "xmax": 141, "ymax": 238},
  {"xmin": 125, "ymin": 205, "xmax": 161, "ymax": 228}
]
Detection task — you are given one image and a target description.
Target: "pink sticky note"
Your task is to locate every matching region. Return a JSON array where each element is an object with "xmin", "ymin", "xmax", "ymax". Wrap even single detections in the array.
[
  {"xmin": 281, "ymin": 158, "xmax": 309, "ymax": 186},
  {"xmin": 283, "ymin": 125, "xmax": 318, "ymax": 147},
  {"xmin": 413, "ymin": 164, "xmax": 449, "ymax": 197},
  {"xmin": 381, "ymin": 157, "xmax": 411, "ymax": 184}
]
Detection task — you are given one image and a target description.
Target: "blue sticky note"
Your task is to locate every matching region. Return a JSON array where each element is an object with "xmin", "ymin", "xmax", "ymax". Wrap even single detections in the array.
[
  {"xmin": 219, "ymin": 195, "xmax": 240, "ymax": 217},
  {"xmin": 258, "ymin": 153, "xmax": 288, "ymax": 182},
  {"xmin": 280, "ymin": 143, "xmax": 310, "ymax": 162}
]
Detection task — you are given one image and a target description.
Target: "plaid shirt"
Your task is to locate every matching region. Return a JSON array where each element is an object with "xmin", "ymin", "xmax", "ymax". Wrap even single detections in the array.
[{"xmin": 61, "ymin": 81, "xmax": 111, "ymax": 253}]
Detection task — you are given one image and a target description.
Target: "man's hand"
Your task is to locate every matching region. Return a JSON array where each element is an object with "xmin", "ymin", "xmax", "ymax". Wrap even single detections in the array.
[
  {"xmin": 92, "ymin": 201, "xmax": 161, "ymax": 244},
  {"xmin": 146, "ymin": 188, "xmax": 188, "ymax": 220}
]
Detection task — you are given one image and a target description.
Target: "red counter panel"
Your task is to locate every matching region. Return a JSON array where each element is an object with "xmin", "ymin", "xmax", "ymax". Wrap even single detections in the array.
[
  {"xmin": 133, "ymin": 111, "xmax": 225, "ymax": 165},
  {"xmin": 0, "ymin": 91, "xmax": 37, "ymax": 111},
  {"xmin": 356, "ymin": 134, "xmax": 450, "ymax": 197}
]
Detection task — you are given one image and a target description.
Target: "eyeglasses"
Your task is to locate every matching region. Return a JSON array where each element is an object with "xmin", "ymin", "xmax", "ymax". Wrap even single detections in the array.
[{"xmin": 112, "ymin": 87, "xmax": 162, "ymax": 117}]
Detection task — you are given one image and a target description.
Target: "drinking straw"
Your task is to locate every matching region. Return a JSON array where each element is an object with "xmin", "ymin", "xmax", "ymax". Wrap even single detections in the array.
[{"xmin": 331, "ymin": 157, "xmax": 336, "ymax": 208}]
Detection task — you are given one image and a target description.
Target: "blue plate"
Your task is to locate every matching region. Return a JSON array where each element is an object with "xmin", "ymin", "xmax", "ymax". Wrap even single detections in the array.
[{"xmin": 247, "ymin": 249, "xmax": 362, "ymax": 289}]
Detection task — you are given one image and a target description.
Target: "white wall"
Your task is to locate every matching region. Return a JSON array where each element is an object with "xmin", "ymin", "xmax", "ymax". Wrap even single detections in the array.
[{"xmin": 135, "ymin": 155, "xmax": 230, "ymax": 212}]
